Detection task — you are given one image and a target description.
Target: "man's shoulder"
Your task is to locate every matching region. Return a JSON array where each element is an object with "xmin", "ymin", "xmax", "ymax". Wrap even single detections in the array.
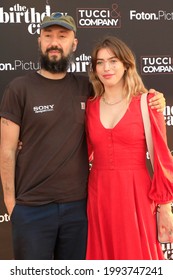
[
  {"xmin": 68, "ymin": 73, "xmax": 89, "ymax": 83},
  {"xmin": 68, "ymin": 73, "xmax": 93, "ymax": 97},
  {"xmin": 7, "ymin": 71, "xmax": 37, "ymax": 87}
]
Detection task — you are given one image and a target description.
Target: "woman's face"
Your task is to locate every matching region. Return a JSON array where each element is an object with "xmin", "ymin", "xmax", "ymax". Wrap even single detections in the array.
[{"xmin": 95, "ymin": 47, "xmax": 126, "ymax": 88}]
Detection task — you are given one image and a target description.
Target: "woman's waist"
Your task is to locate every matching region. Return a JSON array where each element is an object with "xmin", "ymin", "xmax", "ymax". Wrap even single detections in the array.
[{"xmin": 91, "ymin": 160, "xmax": 147, "ymax": 170}]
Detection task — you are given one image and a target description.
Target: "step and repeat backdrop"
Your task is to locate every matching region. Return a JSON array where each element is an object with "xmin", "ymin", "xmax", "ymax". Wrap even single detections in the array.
[{"xmin": 0, "ymin": 0, "xmax": 173, "ymax": 260}]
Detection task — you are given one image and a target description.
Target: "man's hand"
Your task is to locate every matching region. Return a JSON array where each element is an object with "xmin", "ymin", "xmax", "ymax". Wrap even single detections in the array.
[
  {"xmin": 5, "ymin": 199, "xmax": 16, "ymax": 216},
  {"xmin": 148, "ymin": 89, "xmax": 165, "ymax": 112}
]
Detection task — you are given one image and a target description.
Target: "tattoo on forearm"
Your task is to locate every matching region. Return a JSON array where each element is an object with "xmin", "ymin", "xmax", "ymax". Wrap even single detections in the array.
[{"xmin": 2, "ymin": 119, "xmax": 9, "ymax": 126}]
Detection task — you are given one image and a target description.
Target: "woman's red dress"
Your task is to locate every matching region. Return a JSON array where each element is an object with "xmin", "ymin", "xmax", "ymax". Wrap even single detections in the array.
[{"xmin": 85, "ymin": 95, "xmax": 173, "ymax": 260}]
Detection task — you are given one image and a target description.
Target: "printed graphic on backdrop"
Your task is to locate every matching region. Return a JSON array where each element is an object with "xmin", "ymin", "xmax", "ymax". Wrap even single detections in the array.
[
  {"xmin": 76, "ymin": 3, "xmax": 121, "ymax": 28},
  {"xmin": 141, "ymin": 55, "xmax": 173, "ymax": 75},
  {"xmin": 0, "ymin": 3, "xmax": 51, "ymax": 34}
]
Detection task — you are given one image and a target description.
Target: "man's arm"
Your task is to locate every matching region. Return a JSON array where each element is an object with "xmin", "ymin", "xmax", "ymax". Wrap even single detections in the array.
[
  {"xmin": 0, "ymin": 118, "xmax": 20, "ymax": 215},
  {"xmin": 148, "ymin": 89, "xmax": 165, "ymax": 112}
]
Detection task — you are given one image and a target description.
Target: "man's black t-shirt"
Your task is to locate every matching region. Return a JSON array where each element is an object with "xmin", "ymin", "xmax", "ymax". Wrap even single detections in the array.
[{"xmin": 0, "ymin": 72, "xmax": 92, "ymax": 205}]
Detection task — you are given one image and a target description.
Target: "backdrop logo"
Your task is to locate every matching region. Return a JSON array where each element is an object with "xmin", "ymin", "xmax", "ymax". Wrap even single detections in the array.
[
  {"xmin": 161, "ymin": 243, "xmax": 173, "ymax": 260},
  {"xmin": 0, "ymin": 213, "xmax": 10, "ymax": 223},
  {"xmin": 0, "ymin": 55, "xmax": 90, "ymax": 73},
  {"xmin": 130, "ymin": 10, "xmax": 173, "ymax": 21},
  {"xmin": 68, "ymin": 54, "xmax": 91, "ymax": 73},
  {"xmin": 164, "ymin": 105, "xmax": 173, "ymax": 126},
  {"xmin": 77, "ymin": 3, "xmax": 121, "ymax": 28},
  {"xmin": 0, "ymin": 60, "xmax": 40, "ymax": 71},
  {"xmin": 141, "ymin": 55, "xmax": 173, "ymax": 75},
  {"xmin": 0, "ymin": 3, "xmax": 51, "ymax": 34}
]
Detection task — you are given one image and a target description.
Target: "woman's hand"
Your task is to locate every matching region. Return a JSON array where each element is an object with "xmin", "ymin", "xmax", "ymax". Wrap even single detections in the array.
[
  {"xmin": 18, "ymin": 140, "xmax": 23, "ymax": 150},
  {"xmin": 16, "ymin": 140, "xmax": 22, "ymax": 157}
]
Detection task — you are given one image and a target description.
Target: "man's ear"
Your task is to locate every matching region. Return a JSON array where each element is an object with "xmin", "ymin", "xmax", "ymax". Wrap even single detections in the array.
[
  {"xmin": 72, "ymin": 38, "xmax": 78, "ymax": 52},
  {"xmin": 38, "ymin": 37, "xmax": 41, "ymax": 46}
]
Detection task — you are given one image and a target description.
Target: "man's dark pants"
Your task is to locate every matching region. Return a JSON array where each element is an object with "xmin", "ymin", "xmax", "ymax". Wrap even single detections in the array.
[{"xmin": 11, "ymin": 199, "xmax": 87, "ymax": 260}]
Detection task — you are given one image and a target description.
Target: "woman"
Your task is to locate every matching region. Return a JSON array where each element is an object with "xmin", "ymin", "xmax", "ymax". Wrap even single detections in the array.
[{"xmin": 85, "ymin": 36, "xmax": 173, "ymax": 259}]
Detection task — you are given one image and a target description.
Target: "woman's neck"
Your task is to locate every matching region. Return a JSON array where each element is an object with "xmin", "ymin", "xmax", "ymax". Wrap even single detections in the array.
[{"xmin": 103, "ymin": 84, "xmax": 124, "ymax": 100}]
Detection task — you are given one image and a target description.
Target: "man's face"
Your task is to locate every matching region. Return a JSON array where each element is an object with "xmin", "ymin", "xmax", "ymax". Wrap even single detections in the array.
[{"xmin": 38, "ymin": 25, "xmax": 78, "ymax": 73}]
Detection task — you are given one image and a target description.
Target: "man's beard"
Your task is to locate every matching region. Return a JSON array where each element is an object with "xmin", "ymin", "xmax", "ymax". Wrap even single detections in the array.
[{"xmin": 39, "ymin": 46, "xmax": 74, "ymax": 74}]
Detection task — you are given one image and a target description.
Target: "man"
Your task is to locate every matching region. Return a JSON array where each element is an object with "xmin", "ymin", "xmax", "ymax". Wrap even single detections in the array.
[{"xmin": 0, "ymin": 12, "xmax": 165, "ymax": 260}]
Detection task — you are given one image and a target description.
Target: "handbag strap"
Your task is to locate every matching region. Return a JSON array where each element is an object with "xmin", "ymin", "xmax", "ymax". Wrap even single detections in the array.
[{"xmin": 140, "ymin": 93, "xmax": 154, "ymax": 169}]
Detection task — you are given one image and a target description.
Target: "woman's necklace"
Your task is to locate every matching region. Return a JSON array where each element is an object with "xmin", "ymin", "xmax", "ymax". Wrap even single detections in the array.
[{"xmin": 102, "ymin": 95, "xmax": 124, "ymax": 106}]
